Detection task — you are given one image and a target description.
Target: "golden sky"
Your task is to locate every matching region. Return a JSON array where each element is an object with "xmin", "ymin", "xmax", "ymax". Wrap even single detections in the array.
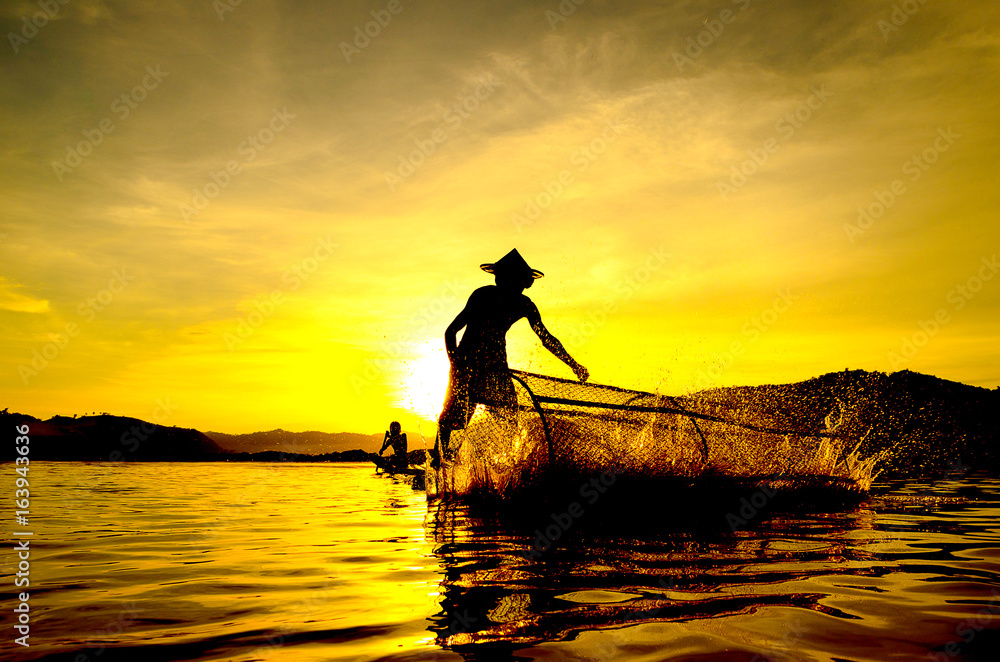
[{"xmin": 2, "ymin": 0, "xmax": 998, "ymax": 434}]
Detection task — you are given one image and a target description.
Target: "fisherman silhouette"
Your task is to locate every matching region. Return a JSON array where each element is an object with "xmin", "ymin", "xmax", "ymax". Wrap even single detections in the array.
[
  {"xmin": 433, "ymin": 249, "xmax": 588, "ymax": 468},
  {"xmin": 378, "ymin": 421, "xmax": 408, "ymax": 472}
]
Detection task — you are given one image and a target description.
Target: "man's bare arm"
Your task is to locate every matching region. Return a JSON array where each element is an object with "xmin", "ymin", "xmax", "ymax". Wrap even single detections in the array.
[
  {"xmin": 444, "ymin": 307, "xmax": 469, "ymax": 363},
  {"xmin": 526, "ymin": 302, "xmax": 589, "ymax": 381}
]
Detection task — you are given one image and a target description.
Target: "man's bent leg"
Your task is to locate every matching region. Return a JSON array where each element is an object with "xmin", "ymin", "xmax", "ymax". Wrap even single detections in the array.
[
  {"xmin": 431, "ymin": 429, "xmax": 443, "ymax": 469},
  {"xmin": 433, "ymin": 426, "xmax": 458, "ymax": 468}
]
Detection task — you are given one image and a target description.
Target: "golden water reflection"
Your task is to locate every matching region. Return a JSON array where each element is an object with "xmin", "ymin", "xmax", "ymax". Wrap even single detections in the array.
[
  {"xmin": 424, "ymin": 479, "xmax": 1000, "ymax": 660},
  {"xmin": 10, "ymin": 463, "xmax": 1000, "ymax": 662}
]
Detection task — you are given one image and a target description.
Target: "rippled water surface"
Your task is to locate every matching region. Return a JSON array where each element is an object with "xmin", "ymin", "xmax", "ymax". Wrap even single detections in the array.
[{"xmin": 3, "ymin": 462, "xmax": 999, "ymax": 661}]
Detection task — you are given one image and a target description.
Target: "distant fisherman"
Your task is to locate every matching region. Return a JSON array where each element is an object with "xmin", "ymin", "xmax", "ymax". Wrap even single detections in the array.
[
  {"xmin": 434, "ymin": 249, "xmax": 588, "ymax": 467},
  {"xmin": 378, "ymin": 421, "xmax": 407, "ymax": 472}
]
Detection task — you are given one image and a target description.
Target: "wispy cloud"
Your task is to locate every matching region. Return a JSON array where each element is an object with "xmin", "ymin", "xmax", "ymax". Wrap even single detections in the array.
[{"xmin": 0, "ymin": 278, "xmax": 49, "ymax": 313}]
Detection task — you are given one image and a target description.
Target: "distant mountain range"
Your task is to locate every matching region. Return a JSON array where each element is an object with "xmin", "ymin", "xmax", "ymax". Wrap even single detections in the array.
[
  {"xmin": 204, "ymin": 429, "xmax": 385, "ymax": 454},
  {"xmin": 3, "ymin": 369, "xmax": 997, "ymax": 476}
]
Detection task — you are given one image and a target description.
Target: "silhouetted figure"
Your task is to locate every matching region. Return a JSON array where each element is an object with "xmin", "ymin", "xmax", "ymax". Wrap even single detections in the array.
[
  {"xmin": 379, "ymin": 421, "xmax": 408, "ymax": 472},
  {"xmin": 434, "ymin": 249, "xmax": 588, "ymax": 467}
]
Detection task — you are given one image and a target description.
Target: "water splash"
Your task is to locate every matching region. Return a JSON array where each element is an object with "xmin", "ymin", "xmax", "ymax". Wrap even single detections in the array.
[{"xmin": 427, "ymin": 399, "xmax": 885, "ymax": 501}]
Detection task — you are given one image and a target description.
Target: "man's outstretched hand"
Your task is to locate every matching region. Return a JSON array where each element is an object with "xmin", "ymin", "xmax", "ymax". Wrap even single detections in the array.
[{"xmin": 573, "ymin": 364, "xmax": 589, "ymax": 382}]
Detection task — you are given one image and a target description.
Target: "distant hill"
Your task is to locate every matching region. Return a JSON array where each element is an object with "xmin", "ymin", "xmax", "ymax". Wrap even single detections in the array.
[
  {"xmin": 204, "ymin": 429, "xmax": 384, "ymax": 454},
  {"xmin": 0, "ymin": 412, "xmax": 386, "ymax": 463},
  {"xmin": 1, "ymin": 412, "xmax": 224, "ymax": 461}
]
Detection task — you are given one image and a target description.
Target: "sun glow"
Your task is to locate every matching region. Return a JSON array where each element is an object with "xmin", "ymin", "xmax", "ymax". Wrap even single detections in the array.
[{"xmin": 398, "ymin": 342, "xmax": 451, "ymax": 421}]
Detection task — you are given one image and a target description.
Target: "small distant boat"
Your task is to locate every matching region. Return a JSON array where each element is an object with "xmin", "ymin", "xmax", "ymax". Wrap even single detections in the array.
[{"xmin": 372, "ymin": 454, "xmax": 424, "ymax": 477}]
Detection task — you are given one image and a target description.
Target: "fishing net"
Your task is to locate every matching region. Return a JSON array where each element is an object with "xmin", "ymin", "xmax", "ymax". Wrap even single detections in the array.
[{"xmin": 426, "ymin": 370, "xmax": 880, "ymax": 500}]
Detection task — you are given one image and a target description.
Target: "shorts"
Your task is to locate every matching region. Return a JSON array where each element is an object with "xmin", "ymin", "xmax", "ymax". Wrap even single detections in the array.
[{"xmin": 437, "ymin": 361, "xmax": 516, "ymax": 431}]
